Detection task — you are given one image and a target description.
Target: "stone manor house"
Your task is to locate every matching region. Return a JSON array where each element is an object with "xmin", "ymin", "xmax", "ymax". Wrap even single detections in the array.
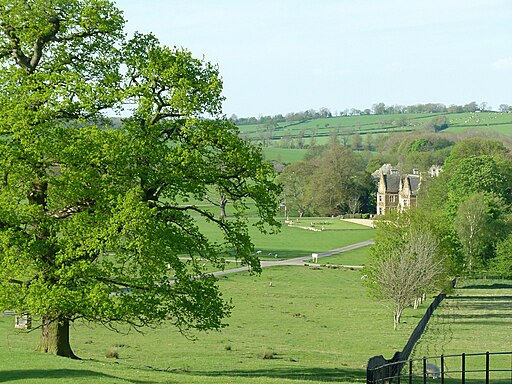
[{"xmin": 375, "ymin": 164, "xmax": 441, "ymax": 216}]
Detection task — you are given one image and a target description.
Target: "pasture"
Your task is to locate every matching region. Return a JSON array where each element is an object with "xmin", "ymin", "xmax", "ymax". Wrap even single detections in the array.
[
  {"xmin": 197, "ymin": 217, "xmax": 375, "ymax": 261},
  {"xmin": 242, "ymin": 112, "xmax": 512, "ymax": 163},
  {"xmin": 0, "ymin": 243, "xmax": 437, "ymax": 384},
  {"xmin": 411, "ymin": 278, "xmax": 512, "ymax": 382},
  {"xmin": 239, "ymin": 112, "xmax": 512, "ymax": 141}
]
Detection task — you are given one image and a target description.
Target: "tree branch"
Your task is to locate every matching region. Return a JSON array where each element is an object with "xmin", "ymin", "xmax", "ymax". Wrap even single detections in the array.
[
  {"xmin": 46, "ymin": 200, "xmax": 93, "ymax": 219},
  {"xmin": 29, "ymin": 16, "xmax": 60, "ymax": 70}
]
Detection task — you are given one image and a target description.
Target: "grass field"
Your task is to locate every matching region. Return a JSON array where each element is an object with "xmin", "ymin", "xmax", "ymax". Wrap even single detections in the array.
[
  {"xmin": 411, "ymin": 278, "xmax": 512, "ymax": 382},
  {"xmin": 313, "ymin": 246, "xmax": 372, "ymax": 266},
  {"xmin": 0, "ymin": 259, "xmax": 436, "ymax": 384},
  {"xmin": 261, "ymin": 147, "xmax": 306, "ymax": 164},
  {"xmin": 242, "ymin": 112, "xmax": 512, "ymax": 163},
  {"xmin": 196, "ymin": 217, "xmax": 375, "ymax": 261}
]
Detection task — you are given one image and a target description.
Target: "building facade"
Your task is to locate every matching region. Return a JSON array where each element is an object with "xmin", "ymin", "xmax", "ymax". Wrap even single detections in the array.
[{"xmin": 376, "ymin": 167, "xmax": 421, "ymax": 215}]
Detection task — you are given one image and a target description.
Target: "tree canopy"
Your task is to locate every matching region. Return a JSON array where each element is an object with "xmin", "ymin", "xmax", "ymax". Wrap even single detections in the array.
[{"xmin": 0, "ymin": 0, "xmax": 280, "ymax": 358}]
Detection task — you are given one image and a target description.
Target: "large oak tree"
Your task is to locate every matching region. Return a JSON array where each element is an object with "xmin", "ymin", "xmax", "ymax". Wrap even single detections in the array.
[{"xmin": 0, "ymin": 0, "xmax": 280, "ymax": 358}]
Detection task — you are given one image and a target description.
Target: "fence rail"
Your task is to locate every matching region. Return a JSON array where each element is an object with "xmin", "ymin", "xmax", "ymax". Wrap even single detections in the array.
[{"xmin": 367, "ymin": 351, "xmax": 512, "ymax": 383}]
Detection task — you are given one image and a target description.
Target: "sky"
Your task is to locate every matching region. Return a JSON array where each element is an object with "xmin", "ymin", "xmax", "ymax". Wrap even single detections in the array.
[{"xmin": 115, "ymin": 0, "xmax": 512, "ymax": 118}]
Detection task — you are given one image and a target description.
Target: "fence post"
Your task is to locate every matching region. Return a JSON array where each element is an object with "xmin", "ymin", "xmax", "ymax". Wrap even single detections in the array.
[
  {"xmin": 423, "ymin": 357, "xmax": 427, "ymax": 384},
  {"xmin": 462, "ymin": 353, "xmax": 466, "ymax": 384},
  {"xmin": 409, "ymin": 359, "xmax": 413, "ymax": 384},
  {"xmin": 441, "ymin": 354, "xmax": 445, "ymax": 384},
  {"xmin": 486, "ymin": 351, "xmax": 490, "ymax": 384}
]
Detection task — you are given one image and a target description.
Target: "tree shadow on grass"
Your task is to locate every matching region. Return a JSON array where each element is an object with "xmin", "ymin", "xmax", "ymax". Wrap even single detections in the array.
[
  {"xmin": 188, "ymin": 367, "xmax": 367, "ymax": 382},
  {"xmin": 0, "ymin": 369, "xmax": 156, "ymax": 383},
  {"xmin": 459, "ymin": 283, "xmax": 512, "ymax": 290}
]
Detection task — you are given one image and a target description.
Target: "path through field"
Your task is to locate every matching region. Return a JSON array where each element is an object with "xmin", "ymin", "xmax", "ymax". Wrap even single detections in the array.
[{"xmin": 211, "ymin": 239, "xmax": 374, "ymax": 277}]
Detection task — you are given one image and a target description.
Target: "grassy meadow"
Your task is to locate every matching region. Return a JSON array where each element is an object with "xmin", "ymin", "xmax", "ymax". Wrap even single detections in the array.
[
  {"xmin": 411, "ymin": 278, "xmax": 512, "ymax": 382},
  {"xmin": 0, "ymin": 260, "xmax": 434, "ymax": 384},
  {"xmin": 314, "ymin": 246, "xmax": 372, "ymax": 266},
  {"xmin": 0, "ymin": 225, "xmax": 508, "ymax": 383},
  {"xmin": 197, "ymin": 217, "xmax": 375, "ymax": 261},
  {"xmin": 242, "ymin": 111, "xmax": 512, "ymax": 163},
  {"xmin": 239, "ymin": 112, "xmax": 512, "ymax": 141}
]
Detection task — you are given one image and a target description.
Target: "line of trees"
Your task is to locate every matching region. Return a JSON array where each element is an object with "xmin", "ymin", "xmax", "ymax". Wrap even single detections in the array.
[{"xmin": 233, "ymin": 101, "xmax": 510, "ymax": 126}]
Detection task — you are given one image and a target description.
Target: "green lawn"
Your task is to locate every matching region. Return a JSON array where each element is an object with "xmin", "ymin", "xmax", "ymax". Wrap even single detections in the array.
[
  {"xmin": 0, "ymin": 265, "xmax": 429, "ymax": 384},
  {"xmin": 411, "ymin": 278, "xmax": 512, "ymax": 382},
  {"xmin": 313, "ymin": 245, "xmax": 372, "ymax": 266},
  {"xmin": 197, "ymin": 217, "xmax": 375, "ymax": 261}
]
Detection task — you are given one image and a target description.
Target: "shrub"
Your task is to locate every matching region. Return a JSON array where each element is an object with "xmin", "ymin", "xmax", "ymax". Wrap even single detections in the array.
[
  {"xmin": 105, "ymin": 347, "xmax": 119, "ymax": 359},
  {"xmin": 261, "ymin": 349, "xmax": 275, "ymax": 359}
]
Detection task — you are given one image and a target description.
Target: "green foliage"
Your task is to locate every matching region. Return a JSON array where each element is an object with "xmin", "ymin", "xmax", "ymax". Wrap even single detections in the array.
[
  {"xmin": 276, "ymin": 161, "xmax": 315, "ymax": 217},
  {"xmin": 278, "ymin": 144, "xmax": 375, "ymax": 216},
  {"xmin": 490, "ymin": 234, "xmax": 512, "ymax": 276},
  {"xmin": 444, "ymin": 137, "xmax": 510, "ymax": 172},
  {"xmin": 453, "ymin": 193, "xmax": 506, "ymax": 273},
  {"xmin": 0, "ymin": 0, "xmax": 280, "ymax": 356},
  {"xmin": 420, "ymin": 138, "xmax": 512, "ymax": 276}
]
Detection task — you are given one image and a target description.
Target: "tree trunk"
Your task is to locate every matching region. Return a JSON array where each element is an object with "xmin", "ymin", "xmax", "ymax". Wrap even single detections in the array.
[
  {"xmin": 393, "ymin": 307, "xmax": 403, "ymax": 330},
  {"xmin": 219, "ymin": 194, "xmax": 227, "ymax": 220},
  {"xmin": 38, "ymin": 316, "xmax": 79, "ymax": 359}
]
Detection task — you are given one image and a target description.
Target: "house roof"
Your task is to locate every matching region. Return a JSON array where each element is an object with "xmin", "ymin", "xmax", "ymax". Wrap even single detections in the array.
[
  {"xmin": 404, "ymin": 175, "xmax": 420, "ymax": 194},
  {"xmin": 382, "ymin": 173, "xmax": 401, "ymax": 193},
  {"xmin": 372, "ymin": 163, "xmax": 399, "ymax": 178}
]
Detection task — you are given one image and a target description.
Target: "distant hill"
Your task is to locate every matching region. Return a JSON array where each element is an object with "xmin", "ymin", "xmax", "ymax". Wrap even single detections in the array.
[
  {"xmin": 237, "ymin": 111, "xmax": 512, "ymax": 142},
  {"xmin": 235, "ymin": 111, "xmax": 512, "ymax": 163}
]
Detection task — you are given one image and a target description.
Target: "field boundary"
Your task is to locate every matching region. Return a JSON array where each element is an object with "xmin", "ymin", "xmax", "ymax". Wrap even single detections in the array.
[{"xmin": 366, "ymin": 280, "xmax": 457, "ymax": 383}]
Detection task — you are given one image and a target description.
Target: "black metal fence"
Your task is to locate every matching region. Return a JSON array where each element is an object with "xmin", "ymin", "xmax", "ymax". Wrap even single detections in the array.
[{"xmin": 367, "ymin": 351, "xmax": 512, "ymax": 383}]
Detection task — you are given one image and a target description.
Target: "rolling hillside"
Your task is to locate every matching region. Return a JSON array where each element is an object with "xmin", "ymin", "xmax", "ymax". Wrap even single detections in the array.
[{"xmin": 236, "ymin": 111, "xmax": 512, "ymax": 163}]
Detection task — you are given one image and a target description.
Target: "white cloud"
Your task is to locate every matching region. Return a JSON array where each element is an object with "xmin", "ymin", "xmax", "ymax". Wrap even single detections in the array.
[{"xmin": 493, "ymin": 57, "xmax": 512, "ymax": 70}]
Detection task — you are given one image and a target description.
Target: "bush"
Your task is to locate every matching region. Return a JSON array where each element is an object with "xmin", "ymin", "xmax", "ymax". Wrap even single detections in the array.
[
  {"xmin": 105, "ymin": 347, "xmax": 119, "ymax": 359},
  {"xmin": 261, "ymin": 349, "xmax": 275, "ymax": 359}
]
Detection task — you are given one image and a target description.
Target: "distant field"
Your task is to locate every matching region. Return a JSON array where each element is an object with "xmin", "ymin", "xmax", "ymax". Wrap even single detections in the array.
[
  {"xmin": 0, "ymin": 264, "xmax": 430, "ymax": 384},
  {"xmin": 261, "ymin": 147, "xmax": 306, "ymax": 163},
  {"xmin": 313, "ymin": 245, "xmax": 372, "ymax": 266},
  {"xmin": 240, "ymin": 112, "xmax": 512, "ymax": 162},
  {"xmin": 197, "ymin": 216, "xmax": 375, "ymax": 261}
]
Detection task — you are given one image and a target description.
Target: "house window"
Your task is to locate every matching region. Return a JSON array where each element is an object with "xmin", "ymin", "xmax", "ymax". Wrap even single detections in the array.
[
  {"xmin": 390, "ymin": 195, "xmax": 396, "ymax": 203},
  {"xmin": 378, "ymin": 195, "xmax": 383, "ymax": 202}
]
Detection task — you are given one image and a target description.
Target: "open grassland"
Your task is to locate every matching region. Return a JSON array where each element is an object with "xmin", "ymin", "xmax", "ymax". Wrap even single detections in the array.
[
  {"xmin": 312, "ymin": 246, "xmax": 372, "ymax": 266},
  {"xmin": 411, "ymin": 278, "xmax": 512, "ymax": 383},
  {"xmin": 261, "ymin": 147, "xmax": 306, "ymax": 164},
  {"xmin": 0, "ymin": 262, "xmax": 434, "ymax": 384},
  {"xmin": 239, "ymin": 112, "xmax": 512, "ymax": 141},
  {"xmin": 243, "ymin": 112, "xmax": 512, "ymax": 163},
  {"xmin": 197, "ymin": 217, "xmax": 375, "ymax": 261}
]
